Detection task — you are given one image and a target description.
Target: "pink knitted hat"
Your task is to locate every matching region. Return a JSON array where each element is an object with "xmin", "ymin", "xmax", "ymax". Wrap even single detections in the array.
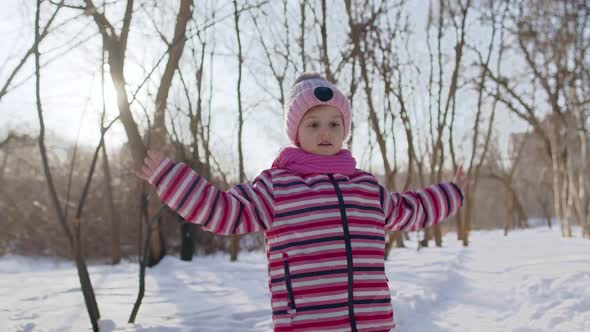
[{"xmin": 284, "ymin": 77, "xmax": 351, "ymax": 146}]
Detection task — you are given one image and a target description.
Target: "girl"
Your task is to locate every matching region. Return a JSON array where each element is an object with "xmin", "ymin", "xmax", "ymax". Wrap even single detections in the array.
[{"xmin": 138, "ymin": 73, "xmax": 466, "ymax": 332}]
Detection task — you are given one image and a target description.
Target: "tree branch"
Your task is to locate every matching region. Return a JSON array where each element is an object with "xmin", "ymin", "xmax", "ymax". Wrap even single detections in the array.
[
  {"xmin": 120, "ymin": 0, "xmax": 135, "ymax": 50},
  {"xmin": 0, "ymin": 0, "xmax": 65, "ymax": 101}
]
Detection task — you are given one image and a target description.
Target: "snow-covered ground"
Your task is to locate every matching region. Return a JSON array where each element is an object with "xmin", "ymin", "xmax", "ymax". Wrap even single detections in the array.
[{"xmin": 1, "ymin": 227, "xmax": 589, "ymax": 332}]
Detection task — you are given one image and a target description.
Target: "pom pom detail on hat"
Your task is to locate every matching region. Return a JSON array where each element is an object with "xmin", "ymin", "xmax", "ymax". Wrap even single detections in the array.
[
  {"xmin": 314, "ymin": 87, "xmax": 334, "ymax": 101},
  {"xmin": 284, "ymin": 77, "xmax": 351, "ymax": 146}
]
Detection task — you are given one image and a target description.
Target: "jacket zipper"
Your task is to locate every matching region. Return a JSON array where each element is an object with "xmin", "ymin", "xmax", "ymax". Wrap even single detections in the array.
[
  {"xmin": 283, "ymin": 259, "xmax": 296, "ymax": 311},
  {"xmin": 328, "ymin": 174, "xmax": 357, "ymax": 332}
]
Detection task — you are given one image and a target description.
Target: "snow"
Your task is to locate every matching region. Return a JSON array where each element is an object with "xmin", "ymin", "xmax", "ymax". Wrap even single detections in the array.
[{"xmin": 1, "ymin": 227, "xmax": 589, "ymax": 332}]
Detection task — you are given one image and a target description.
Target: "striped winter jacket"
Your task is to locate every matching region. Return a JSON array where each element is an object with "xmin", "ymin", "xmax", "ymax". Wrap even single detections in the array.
[{"xmin": 149, "ymin": 158, "xmax": 464, "ymax": 332}]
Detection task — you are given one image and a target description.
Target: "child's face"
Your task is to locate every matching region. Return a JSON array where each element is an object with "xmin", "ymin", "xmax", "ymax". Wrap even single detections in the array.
[{"xmin": 296, "ymin": 105, "xmax": 345, "ymax": 156}]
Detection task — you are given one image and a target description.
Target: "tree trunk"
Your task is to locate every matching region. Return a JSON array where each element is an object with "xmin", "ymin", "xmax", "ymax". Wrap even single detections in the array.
[
  {"xmin": 456, "ymin": 207, "xmax": 464, "ymax": 241},
  {"xmin": 319, "ymin": 0, "xmax": 334, "ymax": 82},
  {"xmin": 514, "ymin": 192, "xmax": 528, "ymax": 229},
  {"xmin": 433, "ymin": 223, "xmax": 442, "ymax": 247},
  {"xmin": 540, "ymin": 199, "xmax": 552, "ymax": 229},
  {"xmin": 108, "ymin": 51, "xmax": 146, "ymax": 166},
  {"xmin": 231, "ymin": 0, "xmax": 245, "ymax": 262},
  {"xmin": 34, "ymin": 2, "xmax": 99, "ymax": 329},
  {"xmin": 0, "ymin": 152, "xmax": 8, "ymax": 185},
  {"xmin": 71, "ymin": 221, "xmax": 101, "ymax": 326},
  {"xmin": 420, "ymin": 228, "xmax": 432, "ymax": 248},
  {"xmin": 554, "ymin": 141, "xmax": 570, "ymax": 238},
  {"xmin": 85, "ymin": 0, "xmax": 193, "ymax": 265},
  {"xmin": 152, "ymin": 0, "xmax": 193, "ymax": 150},
  {"xmin": 462, "ymin": 190, "xmax": 475, "ymax": 246},
  {"xmin": 503, "ymin": 191, "xmax": 513, "ymax": 236},
  {"xmin": 106, "ymin": 52, "xmax": 159, "ymax": 264},
  {"xmin": 149, "ymin": 0, "xmax": 193, "ymax": 265},
  {"xmin": 100, "ymin": 35, "xmax": 121, "ymax": 265},
  {"xmin": 299, "ymin": 0, "xmax": 306, "ymax": 71},
  {"xmin": 101, "ymin": 143, "xmax": 121, "ymax": 264},
  {"xmin": 180, "ymin": 219, "xmax": 196, "ymax": 261}
]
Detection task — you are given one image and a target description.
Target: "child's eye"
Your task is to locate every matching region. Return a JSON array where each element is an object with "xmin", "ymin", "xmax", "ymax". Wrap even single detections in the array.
[
  {"xmin": 330, "ymin": 122, "xmax": 341, "ymax": 128},
  {"xmin": 308, "ymin": 122, "xmax": 319, "ymax": 128}
]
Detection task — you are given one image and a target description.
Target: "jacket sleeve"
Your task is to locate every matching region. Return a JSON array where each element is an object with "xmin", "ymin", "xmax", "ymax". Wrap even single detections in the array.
[
  {"xmin": 148, "ymin": 157, "xmax": 274, "ymax": 235},
  {"xmin": 380, "ymin": 182, "xmax": 463, "ymax": 232}
]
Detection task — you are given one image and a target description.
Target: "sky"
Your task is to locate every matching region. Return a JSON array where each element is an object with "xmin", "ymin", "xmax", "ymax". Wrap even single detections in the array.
[
  {"xmin": 0, "ymin": 0, "xmax": 286, "ymax": 178},
  {"xmin": 1, "ymin": 225, "xmax": 589, "ymax": 331},
  {"xmin": 0, "ymin": 0, "xmax": 531, "ymax": 180}
]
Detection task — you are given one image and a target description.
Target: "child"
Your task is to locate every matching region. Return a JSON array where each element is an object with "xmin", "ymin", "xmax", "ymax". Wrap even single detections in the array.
[{"xmin": 138, "ymin": 73, "xmax": 466, "ymax": 332}]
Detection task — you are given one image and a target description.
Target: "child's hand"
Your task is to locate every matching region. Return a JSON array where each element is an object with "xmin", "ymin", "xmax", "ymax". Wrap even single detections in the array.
[
  {"xmin": 454, "ymin": 164, "xmax": 468, "ymax": 194},
  {"xmin": 136, "ymin": 150, "xmax": 166, "ymax": 182}
]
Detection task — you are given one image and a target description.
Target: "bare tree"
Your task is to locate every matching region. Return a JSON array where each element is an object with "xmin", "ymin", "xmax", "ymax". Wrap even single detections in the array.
[
  {"xmin": 249, "ymin": 1, "xmax": 291, "ymax": 110},
  {"xmin": 299, "ymin": 0, "xmax": 307, "ymax": 71},
  {"xmin": 101, "ymin": 135, "xmax": 121, "ymax": 264},
  {"xmin": 344, "ymin": 1, "xmax": 413, "ymax": 250},
  {"xmin": 231, "ymin": 0, "xmax": 246, "ymax": 261},
  {"xmin": 460, "ymin": 0, "xmax": 506, "ymax": 246},
  {"xmin": 345, "ymin": 0, "xmax": 391, "ymax": 185},
  {"xmin": 147, "ymin": 0, "xmax": 194, "ymax": 264},
  {"xmin": 173, "ymin": 18, "xmax": 215, "ymax": 260},
  {"xmin": 308, "ymin": 0, "xmax": 353, "ymax": 83},
  {"xmin": 319, "ymin": 0, "xmax": 334, "ymax": 82},
  {"xmin": 368, "ymin": 3, "xmax": 415, "ymax": 254},
  {"xmin": 33, "ymin": 1, "xmax": 100, "ymax": 330},
  {"xmin": 421, "ymin": 0, "xmax": 471, "ymax": 247},
  {"xmin": 484, "ymin": 0, "xmax": 590, "ymax": 238},
  {"xmin": 100, "ymin": 44, "xmax": 121, "ymax": 263},
  {"xmin": 487, "ymin": 135, "xmax": 530, "ymax": 236},
  {"xmin": 55, "ymin": 0, "xmax": 194, "ymax": 265}
]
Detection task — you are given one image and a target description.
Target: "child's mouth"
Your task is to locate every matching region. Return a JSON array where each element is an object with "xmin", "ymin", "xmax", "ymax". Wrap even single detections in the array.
[{"xmin": 318, "ymin": 143, "xmax": 332, "ymax": 146}]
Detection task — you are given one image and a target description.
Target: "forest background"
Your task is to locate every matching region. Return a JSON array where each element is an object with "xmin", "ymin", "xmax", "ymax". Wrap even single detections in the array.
[{"xmin": 0, "ymin": 0, "xmax": 588, "ymax": 266}]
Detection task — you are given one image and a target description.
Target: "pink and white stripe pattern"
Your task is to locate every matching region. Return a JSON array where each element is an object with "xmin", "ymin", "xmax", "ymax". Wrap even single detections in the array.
[{"xmin": 149, "ymin": 158, "xmax": 463, "ymax": 332}]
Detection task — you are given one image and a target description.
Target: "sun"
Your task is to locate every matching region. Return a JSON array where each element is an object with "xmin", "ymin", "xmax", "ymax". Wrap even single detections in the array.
[{"xmin": 91, "ymin": 72, "xmax": 120, "ymax": 123}]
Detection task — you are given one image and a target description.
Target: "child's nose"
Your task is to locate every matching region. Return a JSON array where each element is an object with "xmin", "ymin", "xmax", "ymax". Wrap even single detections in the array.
[{"xmin": 319, "ymin": 129, "xmax": 331, "ymax": 138}]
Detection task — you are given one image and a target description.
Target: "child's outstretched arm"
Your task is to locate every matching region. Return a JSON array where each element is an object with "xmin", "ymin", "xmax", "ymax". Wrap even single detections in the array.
[
  {"xmin": 381, "ymin": 166, "xmax": 467, "ymax": 232},
  {"xmin": 137, "ymin": 150, "xmax": 274, "ymax": 235}
]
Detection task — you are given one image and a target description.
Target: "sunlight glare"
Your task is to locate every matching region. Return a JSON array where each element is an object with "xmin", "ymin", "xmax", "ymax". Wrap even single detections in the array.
[{"xmin": 91, "ymin": 72, "xmax": 120, "ymax": 122}]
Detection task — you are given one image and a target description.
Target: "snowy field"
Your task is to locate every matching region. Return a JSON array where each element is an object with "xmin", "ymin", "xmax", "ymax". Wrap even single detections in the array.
[{"xmin": 1, "ymin": 227, "xmax": 589, "ymax": 332}]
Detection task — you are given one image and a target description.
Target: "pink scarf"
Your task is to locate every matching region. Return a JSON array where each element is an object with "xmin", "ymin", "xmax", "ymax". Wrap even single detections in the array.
[{"xmin": 271, "ymin": 147, "xmax": 357, "ymax": 176}]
